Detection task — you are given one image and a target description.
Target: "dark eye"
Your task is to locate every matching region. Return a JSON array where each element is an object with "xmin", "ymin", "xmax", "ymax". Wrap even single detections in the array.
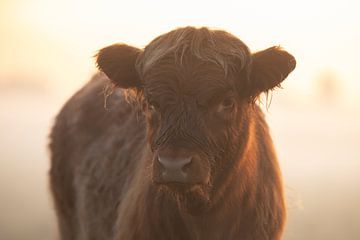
[
  {"xmin": 222, "ymin": 98, "xmax": 235, "ymax": 107},
  {"xmin": 217, "ymin": 97, "xmax": 235, "ymax": 112}
]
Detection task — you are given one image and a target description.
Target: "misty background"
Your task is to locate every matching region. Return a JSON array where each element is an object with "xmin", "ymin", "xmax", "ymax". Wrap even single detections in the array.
[{"xmin": 1, "ymin": 0, "xmax": 359, "ymax": 239}]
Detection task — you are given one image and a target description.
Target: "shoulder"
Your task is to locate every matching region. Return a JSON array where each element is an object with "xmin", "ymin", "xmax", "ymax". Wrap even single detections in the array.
[{"xmin": 51, "ymin": 72, "xmax": 138, "ymax": 143}]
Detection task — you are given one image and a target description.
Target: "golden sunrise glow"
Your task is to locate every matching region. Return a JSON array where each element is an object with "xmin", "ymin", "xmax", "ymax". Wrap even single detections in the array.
[{"xmin": 1, "ymin": 1, "xmax": 360, "ymax": 240}]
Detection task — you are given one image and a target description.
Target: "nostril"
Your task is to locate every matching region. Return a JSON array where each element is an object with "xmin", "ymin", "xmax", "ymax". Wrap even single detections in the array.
[
  {"xmin": 179, "ymin": 156, "xmax": 192, "ymax": 170},
  {"xmin": 158, "ymin": 156, "xmax": 192, "ymax": 171},
  {"xmin": 181, "ymin": 157, "xmax": 192, "ymax": 171}
]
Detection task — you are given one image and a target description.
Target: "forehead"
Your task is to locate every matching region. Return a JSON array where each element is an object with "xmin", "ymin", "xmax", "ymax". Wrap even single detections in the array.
[{"xmin": 143, "ymin": 56, "xmax": 232, "ymax": 98}]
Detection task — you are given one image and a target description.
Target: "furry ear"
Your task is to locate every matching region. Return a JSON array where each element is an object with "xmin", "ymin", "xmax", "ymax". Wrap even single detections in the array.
[
  {"xmin": 96, "ymin": 44, "xmax": 143, "ymax": 89},
  {"xmin": 248, "ymin": 46, "xmax": 296, "ymax": 97}
]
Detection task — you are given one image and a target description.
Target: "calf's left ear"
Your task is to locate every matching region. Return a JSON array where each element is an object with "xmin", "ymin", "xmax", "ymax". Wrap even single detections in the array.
[
  {"xmin": 96, "ymin": 44, "xmax": 143, "ymax": 89},
  {"xmin": 248, "ymin": 46, "xmax": 296, "ymax": 97}
]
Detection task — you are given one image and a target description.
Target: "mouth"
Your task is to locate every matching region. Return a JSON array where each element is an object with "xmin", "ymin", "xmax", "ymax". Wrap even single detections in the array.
[
  {"xmin": 156, "ymin": 182, "xmax": 204, "ymax": 193},
  {"xmin": 155, "ymin": 182, "xmax": 211, "ymax": 215}
]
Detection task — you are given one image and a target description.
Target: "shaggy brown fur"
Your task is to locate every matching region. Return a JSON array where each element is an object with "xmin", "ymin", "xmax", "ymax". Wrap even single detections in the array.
[{"xmin": 49, "ymin": 26, "xmax": 296, "ymax": 240}]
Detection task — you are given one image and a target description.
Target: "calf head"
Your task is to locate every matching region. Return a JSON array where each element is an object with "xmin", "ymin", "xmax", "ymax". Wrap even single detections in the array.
[{"xmin": 96, "ymin": 27, "xmax": 296, "ymax": 214}]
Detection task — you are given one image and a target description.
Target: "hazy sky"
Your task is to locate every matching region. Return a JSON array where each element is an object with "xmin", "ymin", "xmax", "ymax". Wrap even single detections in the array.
[{"xmin": 1, "ymin": 0, "xmax": 359, "ymax": 104}]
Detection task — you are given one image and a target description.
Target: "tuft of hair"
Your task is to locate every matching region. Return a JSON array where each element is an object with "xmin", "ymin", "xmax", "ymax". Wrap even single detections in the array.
[{"xmin": 135, "ymin": 26, "xmax": 251, "ymax": 77}]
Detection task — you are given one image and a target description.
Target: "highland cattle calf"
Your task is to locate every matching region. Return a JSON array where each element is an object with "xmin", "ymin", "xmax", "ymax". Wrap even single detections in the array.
[{"xmin": 49, "ymin": 26, "xmax": 296, "ymax": 240}]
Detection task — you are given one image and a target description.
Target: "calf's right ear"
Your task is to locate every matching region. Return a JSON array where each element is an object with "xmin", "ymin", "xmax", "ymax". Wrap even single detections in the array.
[{"xmin": 96, "ymin": 44, "xmax": 143, "ymax": 89}]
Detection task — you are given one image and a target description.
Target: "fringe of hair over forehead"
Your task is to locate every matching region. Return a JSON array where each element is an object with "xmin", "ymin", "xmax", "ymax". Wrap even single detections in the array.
[{"xmin": 136, "ymin": 27, "xmax": 251, "ymax": 78}]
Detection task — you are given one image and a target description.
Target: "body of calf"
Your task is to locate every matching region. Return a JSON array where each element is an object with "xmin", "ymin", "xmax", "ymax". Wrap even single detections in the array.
[{"xmin": 50, "ymin": 27, "xmax": 295, "ymax": 240}]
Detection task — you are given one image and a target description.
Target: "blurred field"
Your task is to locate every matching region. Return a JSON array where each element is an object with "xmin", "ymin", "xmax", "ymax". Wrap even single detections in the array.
[
  {"xmin": 268, "ymin": 97, "xmax": 360, "ymax": 239},
  {"xmin": 0, "ymin": 85, "xmax": 359, "ymax": 240}
]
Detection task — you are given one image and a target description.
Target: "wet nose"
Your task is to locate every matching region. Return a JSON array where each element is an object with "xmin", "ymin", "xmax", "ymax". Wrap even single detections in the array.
[{"xmin": 158, "ymin": 155, "xmax": 192, "ymax": 183}]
